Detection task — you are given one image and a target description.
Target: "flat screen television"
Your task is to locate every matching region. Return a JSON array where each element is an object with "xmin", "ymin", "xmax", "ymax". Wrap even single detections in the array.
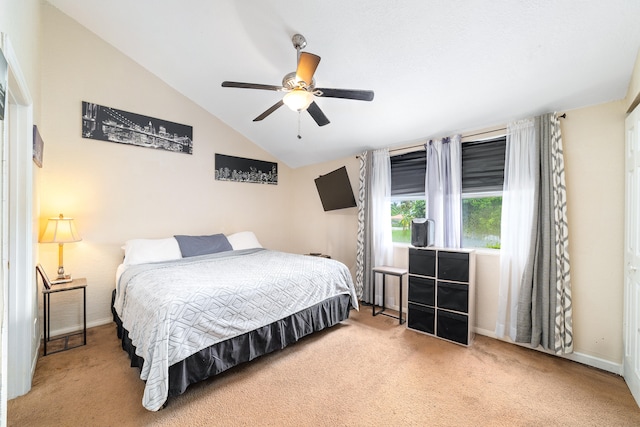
[{"xmin": 314, "ymin": 166, "xmax": 357, "ymax": 211}]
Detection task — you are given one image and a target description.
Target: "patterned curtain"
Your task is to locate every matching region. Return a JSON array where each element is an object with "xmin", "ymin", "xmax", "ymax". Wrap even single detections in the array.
[
  {"xmin": 516, "ymin": 113, "xmax": 573, "ymax": 354},
  {"xmin": 355, "ymin": 152, "xmax": 368, "ymax": 300},
  {"xmin": 355, "ymin": 149, "xmax": 393, "ymax": 304}
]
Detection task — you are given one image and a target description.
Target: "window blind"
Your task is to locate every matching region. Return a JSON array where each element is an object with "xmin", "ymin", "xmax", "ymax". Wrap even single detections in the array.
[
  {"xmin": 390, "ymin": 150, "xmax": 426, "ymax": 197},
  {"xmin": 461, "ymin": 137, "xmax": 506, "ymax": 193},
  {"xmin": 390, "ymin": 136, "xmax": 506, "ymax": 196}
]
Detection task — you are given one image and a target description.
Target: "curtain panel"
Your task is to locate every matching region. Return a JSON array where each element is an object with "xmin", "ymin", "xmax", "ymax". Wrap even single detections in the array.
[
  {"xmin": 355, "ymin": 149, "xmax": 393, "ymax": 304},
  {"xmin": 425, "ymin": 135, "xmax": 462, "ymax": 248},
  {"xmin": 516, "ymin": 113, "xmax": 573, "ymax": 354},
  {"xmin": 496, "ymin": 119, "xmax": 536, "ymax": 340},
  {"xmin": 355, "ymin": 151, "xmax": 368, "ymax": 300},
  {"xmin": 497, "ymin": 113, "xmax": 573, "ymax": 354}
]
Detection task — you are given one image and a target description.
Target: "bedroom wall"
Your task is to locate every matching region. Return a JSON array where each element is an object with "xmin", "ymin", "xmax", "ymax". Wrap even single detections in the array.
[
  {"xmin": 38, "ymin": 4, "xmax": 295, "ymax": 333},
  {"xmin": 626, "ymin": 48, "xmax": 640, "ymax": 111},
  {"xmin": 38, "ymin": 1, "xmax": 629, "ymax": 372},
  {"xmin": 287, "ymin": 156, "xmax": 360, "ymax": 275},
  {"xmin": 289, "ymin": 99, "xmax": 627, "ymax": 372},
  {"xmin": 560, "ymin": 99, "xmax": 626, "ymax": 367}
]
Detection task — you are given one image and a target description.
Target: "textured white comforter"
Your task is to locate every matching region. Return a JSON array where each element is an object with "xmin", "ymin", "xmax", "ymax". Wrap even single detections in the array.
[{"xmin": 114, "ymin": 249, "xmax": 358, "ymax": 411}]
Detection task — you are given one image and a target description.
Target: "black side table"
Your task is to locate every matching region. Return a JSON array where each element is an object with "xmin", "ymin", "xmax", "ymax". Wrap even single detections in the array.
[{"xmin": 38, "ymin": 265, "xmax": 87, "ymax": 355}]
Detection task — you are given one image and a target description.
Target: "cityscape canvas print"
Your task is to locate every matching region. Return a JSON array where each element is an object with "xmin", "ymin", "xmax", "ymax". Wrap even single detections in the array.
[
  {"xmin": 215, "ymin": 153, "xmax": 278, "ymax": 185},
  {"xmin": 81, "ymin": 101, "xmax": 193, "ymax": 154}
]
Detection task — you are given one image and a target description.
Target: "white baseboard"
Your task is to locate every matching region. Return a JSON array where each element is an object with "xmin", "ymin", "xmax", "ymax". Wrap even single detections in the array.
[
  {"xmin": 46, "ymin": 316, "xmax": 114, "ymax": 339},
  {"xmin": 474, "ymin": 326, "xmax": 623, "ymax": 376}
]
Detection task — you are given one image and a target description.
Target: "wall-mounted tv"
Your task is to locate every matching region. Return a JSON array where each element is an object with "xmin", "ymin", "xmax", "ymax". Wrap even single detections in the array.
[{"xmin": 314, "ymin": 166, "xmax": 357, "ymax": 211}]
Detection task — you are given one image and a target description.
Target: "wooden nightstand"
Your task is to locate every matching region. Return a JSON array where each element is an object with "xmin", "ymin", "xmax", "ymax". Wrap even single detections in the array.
[{"xmin": 37, "ymin": 265, "xmax": 87, "ymax": 356}]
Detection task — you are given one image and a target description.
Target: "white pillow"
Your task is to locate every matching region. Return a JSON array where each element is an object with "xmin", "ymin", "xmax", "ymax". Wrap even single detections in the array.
[
  {"xmin": 123, "ymin": 237, "xmax": 182, "ymax": 265},
  {"xmin": 227, "ymin": 231, "xmax": 263, "ymax": 250}
]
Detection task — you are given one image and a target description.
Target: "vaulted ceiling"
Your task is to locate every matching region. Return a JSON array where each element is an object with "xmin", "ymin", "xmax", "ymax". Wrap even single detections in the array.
[{"xmin": 46, "ymin": 0, "xmax": 640, "ymax": 168}]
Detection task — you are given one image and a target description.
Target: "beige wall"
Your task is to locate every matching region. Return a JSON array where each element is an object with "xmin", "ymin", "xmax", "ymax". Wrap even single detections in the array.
[
  {"xmin": 38, "ymin": 4, "xmax": 295, "ymax": 330},
  {"xmin": 0, "ymin": 0, "xmax": 41, "ymax": 118},
  {"xmin": 562, "ymin": 100, "xmax": 626, "ymax": 363},
  {"xmin": 626, "ymin": 48, "xmax": 640, "ymax": 112},
  {"xmin": 273, "ymin": 100, "xmax": 628, "ymax": 367},
  {"xmin": 296, "ymin": 100, "xmax": 627, "ymax": 368},
  {"xmin": 288, "ymin": 156, "xmax": 360, "ymax": 275}
]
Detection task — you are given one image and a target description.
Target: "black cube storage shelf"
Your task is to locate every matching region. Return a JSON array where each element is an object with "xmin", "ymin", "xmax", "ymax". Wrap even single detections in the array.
[{"xmin": 407, "ymin": 247, "xmax": 476, "ymax": 346}]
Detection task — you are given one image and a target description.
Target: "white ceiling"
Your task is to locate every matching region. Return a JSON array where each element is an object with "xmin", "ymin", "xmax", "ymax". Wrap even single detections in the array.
[{"xmin": 46, "ymin": 0, "xmax": 640, "ymax": 168}]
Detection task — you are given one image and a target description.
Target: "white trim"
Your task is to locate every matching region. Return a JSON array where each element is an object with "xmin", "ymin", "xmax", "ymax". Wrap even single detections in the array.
[
  {"xmin": 3, "ymin": 34, "xmax": 35, "ymax": 400},
  {"xmin": 0, "ymin": 33, "xmax": 7, "ymax": 427},
  {"xmin": 461, "ymin": 190, "xmax": 502, "ymax": 199},
  {"xmin": 46, "ymin": 316, "xmax": 113, "ymax": 339},
  {"xmin": 474, "ymin": 326, "xmax": 623, "ymax": 376}
]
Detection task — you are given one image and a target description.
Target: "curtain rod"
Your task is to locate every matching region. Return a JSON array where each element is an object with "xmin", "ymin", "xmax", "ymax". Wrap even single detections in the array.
[
  {"xmin": 386, "ymin": 113, "xmax": 567, "ymax": 154},
  {"xmin": 388, "ymin": 128, "xmax": 505, "ymax": 153}
]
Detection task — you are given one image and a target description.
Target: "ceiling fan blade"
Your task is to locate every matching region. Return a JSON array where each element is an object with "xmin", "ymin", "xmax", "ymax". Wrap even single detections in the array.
[
  {"xmin": 307, "ymin": 101, "xmax": 330, "ymax": 126},
  {"xmin": 296, "ymin": 52, "xmax": 321, "ymax": 86},
  {"xmin": 316, "ymin": 88, "xmax": 374, "ymax": 101},
  {"xmin": 253, "ymin": 100, "xmax": 285, "ymax": 122},
  {"xmin": 222, "ymin": 81, "xmax": 284, "ymax": 91}
]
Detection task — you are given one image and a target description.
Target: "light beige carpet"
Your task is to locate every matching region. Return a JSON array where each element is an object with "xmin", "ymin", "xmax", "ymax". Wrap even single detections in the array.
[{"xmin": 8, "ymin": 308, "xmax": 640, "ymax": 426}]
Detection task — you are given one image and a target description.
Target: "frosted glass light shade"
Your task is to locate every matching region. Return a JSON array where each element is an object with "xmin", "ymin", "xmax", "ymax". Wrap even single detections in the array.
[{"xmin": 283, "ymin": 89, "xmax": 314, "ymax": 112}]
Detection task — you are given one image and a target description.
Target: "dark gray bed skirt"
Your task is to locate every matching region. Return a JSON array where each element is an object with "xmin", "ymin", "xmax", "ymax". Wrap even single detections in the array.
[{"xmin": 111, "ymin": 291, "xmax": 353, "ymax": 403}]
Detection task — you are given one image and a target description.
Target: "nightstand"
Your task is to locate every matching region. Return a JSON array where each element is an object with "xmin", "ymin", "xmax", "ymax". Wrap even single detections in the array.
[
  {"xmin": 306, "ymin": 253, "xmax": 331, "ymax": 258},
  {"xmin": 38, "ymin": 265, "xmax": 87, "ymax": 355}
]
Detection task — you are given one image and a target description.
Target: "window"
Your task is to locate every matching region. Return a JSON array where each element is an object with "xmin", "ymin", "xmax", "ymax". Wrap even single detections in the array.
[
  {"xmin": 391, "ymin": 198, "xmax": 425, "ymax": 243},
  {"xmin": 390, "ymin": 151, "xmax": 426, "ymax": 243},
  {"xmin": 461, "ymin": 137, "xmax": 506, "ymax": 249},
  {"xmin": 390, "ymin": 136, "xmax": 506, "ymax": 248},
  {"xmin": 462, "ymin": 192, "xmax": 502, "ymax": 248}
]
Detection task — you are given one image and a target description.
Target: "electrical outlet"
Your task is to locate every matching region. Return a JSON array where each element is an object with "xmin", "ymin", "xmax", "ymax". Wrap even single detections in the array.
[{"xmin": 33, "ymin": 318, "xmax": 38, "ymax": 340}]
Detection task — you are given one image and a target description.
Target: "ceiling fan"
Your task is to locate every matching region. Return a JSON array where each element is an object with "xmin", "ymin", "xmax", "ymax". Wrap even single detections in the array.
[{"xmin": 221, "ymin": 34, "xmax": 374, "ymax": 128}]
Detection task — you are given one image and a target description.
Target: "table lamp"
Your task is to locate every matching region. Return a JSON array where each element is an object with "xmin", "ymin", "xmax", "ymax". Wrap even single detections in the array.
[{"xmin": 40, "ymin": 213, "xmax": 82, "ymax": 284}]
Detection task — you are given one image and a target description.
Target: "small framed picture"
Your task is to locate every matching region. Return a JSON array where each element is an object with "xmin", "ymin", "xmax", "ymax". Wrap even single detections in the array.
[{"xmin": 33, "ymin": 125, "xmax": 43, "ymax": 168}]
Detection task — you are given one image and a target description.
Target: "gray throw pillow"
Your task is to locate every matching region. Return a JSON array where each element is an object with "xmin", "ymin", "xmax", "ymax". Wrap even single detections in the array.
[{"xmin": 174, "ymin": 234, "xmax": 233, "ymax": 257}]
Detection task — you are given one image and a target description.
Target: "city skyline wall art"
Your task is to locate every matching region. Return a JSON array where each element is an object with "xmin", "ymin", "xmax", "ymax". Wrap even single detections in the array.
[
  {"xmin": 215, "ymin": 153, "xmax": 278, "ymax": 185},
  {"xmin": 81, "ymin": 101, "xmax": 193, "ymax": 154}
]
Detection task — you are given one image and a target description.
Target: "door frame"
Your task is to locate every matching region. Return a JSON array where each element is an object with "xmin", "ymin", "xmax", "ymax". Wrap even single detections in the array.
[
  {"xmin": 1, "ymin": 33, "xmax": 35, "ymax": 406},
  {"xmin": 624, "ymin": 104, "xmax": 640, "ymax": 406}
]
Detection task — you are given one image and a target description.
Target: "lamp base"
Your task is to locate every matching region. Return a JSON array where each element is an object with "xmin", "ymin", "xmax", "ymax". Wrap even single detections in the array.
[{"xmin": 51, "ymin": 275, "xmax": 72, "ymax": 285}]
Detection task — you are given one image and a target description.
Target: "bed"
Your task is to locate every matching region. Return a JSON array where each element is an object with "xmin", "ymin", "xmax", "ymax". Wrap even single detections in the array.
[{"xmin": 111, "ymin": 232, "xmax": 358, "ymax": 411}]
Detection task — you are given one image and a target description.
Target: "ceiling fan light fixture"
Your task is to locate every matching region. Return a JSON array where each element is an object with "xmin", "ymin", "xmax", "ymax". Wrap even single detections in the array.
[{"xmin": 283, "ymin": 89, "xmax": 314, "ymax": 112}]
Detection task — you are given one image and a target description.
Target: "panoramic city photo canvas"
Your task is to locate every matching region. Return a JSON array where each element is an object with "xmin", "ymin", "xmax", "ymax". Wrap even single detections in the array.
[
  {"xmin": 215, "ymin": 153, "xmax": 278, "ymax": 185},
  {"xmin": 82, "ymin": 101, "xmax": 193, "ymax": 154}
]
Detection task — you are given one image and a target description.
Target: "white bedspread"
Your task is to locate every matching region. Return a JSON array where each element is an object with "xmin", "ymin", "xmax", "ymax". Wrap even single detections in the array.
[{"xmin": 114, "ymin": 249, "xmax": 358, "ymax": 411}]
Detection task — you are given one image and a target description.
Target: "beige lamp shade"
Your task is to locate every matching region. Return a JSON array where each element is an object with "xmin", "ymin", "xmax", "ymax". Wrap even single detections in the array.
[
  {"xmin": 40, "ymin": 214, "xmax": 81, "ymax": 283},
  {"xmin": 40, "ymin": 214, "xmax": 82, "ymax": 244}
]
